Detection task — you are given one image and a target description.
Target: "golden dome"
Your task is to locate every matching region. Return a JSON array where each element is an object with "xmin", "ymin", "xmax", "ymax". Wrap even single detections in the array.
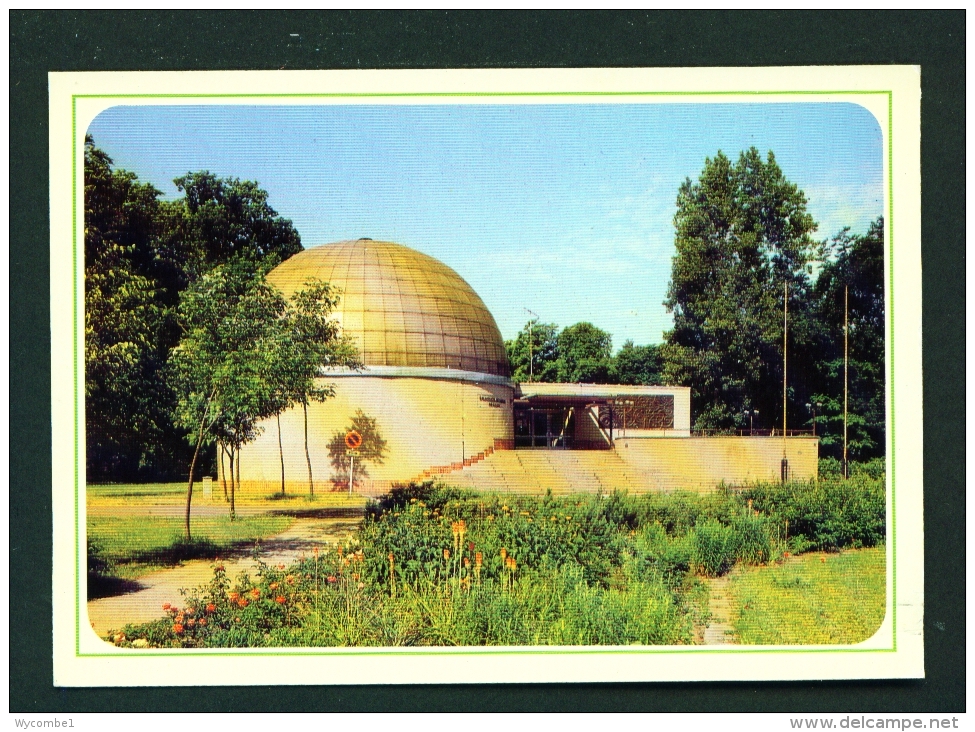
[{"xmin": 268, "ymin": 240, "xmax": 511, "ymax": 378}]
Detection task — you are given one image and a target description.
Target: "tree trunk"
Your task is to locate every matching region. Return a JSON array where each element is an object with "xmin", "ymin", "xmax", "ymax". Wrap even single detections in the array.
[
  {"xmin": 277, "ymin": 413, "xmax": 286, "ymax": 495},
  {"xmin": 229, "ymin": 446, "xmax": 237, "ymax": 522},
  {"xmin": 184, "ymin": 398, "xmax": 213, "ymax": 541},
  {"xmin": 303, "ymin": 400, "xmax": 314, "ymax": 496},
  {"xmin": 184, "ymin": 439, "xmax": 203, "ymax": 541},
  {"xmin": 219, "ymin": 442, "xmax": 229, "ymax": 500}
]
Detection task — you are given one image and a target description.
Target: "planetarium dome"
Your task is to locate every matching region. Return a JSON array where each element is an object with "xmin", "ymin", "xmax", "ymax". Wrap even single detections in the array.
[{"xmin": 268, "ymin": 239, "xmax": 510, "ymax": 379}]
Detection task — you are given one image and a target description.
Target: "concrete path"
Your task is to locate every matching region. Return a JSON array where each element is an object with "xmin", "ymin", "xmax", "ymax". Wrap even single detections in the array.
[
  {"xmin": 702, "ymin": 574, "xmax": 737, "ymax": 645},
  {"xmin": 87, "ymin": 516, "xmax": 362, "ymax": 637}
]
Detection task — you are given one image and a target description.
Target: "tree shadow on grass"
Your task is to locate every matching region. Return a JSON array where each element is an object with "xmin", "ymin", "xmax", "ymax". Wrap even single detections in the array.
[
  {"xmin": 87, "ymin": 573, "xmax": 145, "ymax": 600},
  {"xmin": 267, "ymin": 506, "xmax": 364, "ymax": 520}
]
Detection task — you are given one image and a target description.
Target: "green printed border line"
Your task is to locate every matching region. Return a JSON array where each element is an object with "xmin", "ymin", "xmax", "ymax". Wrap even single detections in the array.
[{"xmin": 71, "ymin": 88, "xmax": 896, "ymax": 659}]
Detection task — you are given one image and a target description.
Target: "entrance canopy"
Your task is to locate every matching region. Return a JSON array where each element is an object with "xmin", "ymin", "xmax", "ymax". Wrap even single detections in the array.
[{"xmin": 513, "ymin": 383, "xmax": 692, "ymax": 446}]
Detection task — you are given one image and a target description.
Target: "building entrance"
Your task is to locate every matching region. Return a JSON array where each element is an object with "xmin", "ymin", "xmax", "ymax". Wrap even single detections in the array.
[{"xmin": 514, "ymin": 405, "xmax": 577, "ymax": 448}]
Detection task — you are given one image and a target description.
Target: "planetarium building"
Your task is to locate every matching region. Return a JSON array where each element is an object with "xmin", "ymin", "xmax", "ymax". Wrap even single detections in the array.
[
  {"xmin": 236, "ymin": 239, "xmax": 516, "ymax": 492},
  {"xmin": 234, "ymin": 239, "xmax": 816, "ymax": 495}
]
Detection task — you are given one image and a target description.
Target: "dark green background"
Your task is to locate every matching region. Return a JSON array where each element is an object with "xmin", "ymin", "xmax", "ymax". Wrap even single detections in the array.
[{"xmin": 10, "ymin": 10, "xmax": 965, "ymax": 712}]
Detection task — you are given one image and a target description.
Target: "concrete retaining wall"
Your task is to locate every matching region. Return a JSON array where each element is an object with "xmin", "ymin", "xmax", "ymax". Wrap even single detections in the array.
[{"xmin": 614, "ymin": 436, "xmax": 819, "ymax": 491}]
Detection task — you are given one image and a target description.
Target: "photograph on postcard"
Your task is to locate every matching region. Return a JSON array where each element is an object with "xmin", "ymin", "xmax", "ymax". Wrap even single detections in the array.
[
  {"xmin": 49, "ymin": 67, "xmax": 923, "ymax": 684},
  {"xmin": 80, "ymin": 99, "xmax": 888, "ymax": 650}
]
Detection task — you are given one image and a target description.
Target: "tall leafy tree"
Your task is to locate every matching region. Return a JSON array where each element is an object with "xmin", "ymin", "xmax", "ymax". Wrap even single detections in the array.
[
  {"xmin": 84, "ymin": 135, "xmax": 176, "ymax": 481},
  {"xmin": 611, "ymin": 341, "xmax": 664, "ymax": 385},
  {"xmin": 167, "ymin": 172, "xmax": 303, "ymax": 284},
  {"xmin": 811, "ymin": 219, "xmax": 886, "ymax": 459},
  {"xmin": 662, "ymin": 148, "xmax": 820, "ymax": 431},
  {"xmin": 84, "ymin": 136, "xmax": 305, "ymax": 482},
  {"xmin": 505, "ymin": 320, "xmax": 560, "ymax": 383},
  {"xmin": 556, "ymin": 322, "xmax": 613, "ymax": 383}
]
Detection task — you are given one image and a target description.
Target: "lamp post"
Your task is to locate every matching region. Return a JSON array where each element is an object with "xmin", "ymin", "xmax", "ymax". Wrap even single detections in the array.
[
  {"xmin": 744, "ymin": 409, "xmax": 758, "ymax": 436},
  {"xmin": 524, "ymin": 308, "xmax": 538, "ymax": 383},
  {"xmin": 805, "ymin": 401, "xmax": 822, "ymax": 437}
]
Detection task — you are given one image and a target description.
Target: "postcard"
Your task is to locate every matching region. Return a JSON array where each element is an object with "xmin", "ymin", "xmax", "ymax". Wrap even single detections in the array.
[{"xmin": 51, "ymin": 66, "xmax": 923, "ymax": 685}]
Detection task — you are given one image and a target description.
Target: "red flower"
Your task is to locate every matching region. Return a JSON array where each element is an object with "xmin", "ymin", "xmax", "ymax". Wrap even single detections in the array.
[
  {"xmin": 215, "ymin": 565, "xmax": 225, "ymax": 572},
  {"xmin": 205, "ymin": 603, "xmax": 216, "ymax": 614},
  {"xmin": 327, "ymin": 576, "xmax": 337, "ymax": 584},
  {"xmin": 173, "ymin": 624, "xmax": 184, "ymax": 635},
  {"xmin": 198, "ymin": 618, "xmax": 207, "ymax": 627},
  {"xmin": 238, "ymin": 598, "xmax": 249, "ymax": 608},
  {"xmin": 275, "ymin": 596, "xmax": 286, "ymax": 604},
  {"xmin": 468, "ymin": 542, "xmax": 475, "ymax": 552},
  {"xmin": 250, "ymin": 588, "xmax": 261, "ymax": 600},
  {"xmin": 162, "ymin": 603, "xmax": 172, "ymax": 611},
  {"xmin": 228, "ymin": 592, "xmax": 240, "ymax": 602}
]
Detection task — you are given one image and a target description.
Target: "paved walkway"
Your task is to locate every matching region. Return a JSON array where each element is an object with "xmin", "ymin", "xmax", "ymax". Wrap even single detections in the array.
[{"xmin": 87, "ymin": 516, "xmax": 362, "ymax": 637}]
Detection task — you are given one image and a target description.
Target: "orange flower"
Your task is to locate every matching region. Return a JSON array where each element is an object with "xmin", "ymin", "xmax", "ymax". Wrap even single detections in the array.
[
  {"xmin": 175, "ymin": 613, "xmax": 185, "ymax": 624},
  {"xmin": 463, "ymin": 557, "xmax": 470, "ymax": 568},
  {"xmin": 286, "ymin": 575, "xmax": 295, "ymax": 585},
  {"xmin": 327, "ymin": 575, "xmax": 337, "ymax": 583},
  {"xmin": 162, "ymin": 603, "xmax": 172, "ymax": 611},
  {"xmin": 173, "ymin": 624, "xmax": 184, "ymax": 635},
  {"xmin": 198, "ymin": 618, "xmax": 207, "ymax": 627},
  {"xmin": 185, "ymin": 607, "xmax": 194, "ymax": 616},
  {"xmin": 278, "ymin": 563, "xmax": 286, "ymax": 569},
  {"xmin": 205, "ymin": 603, "xmax": 216, "ymax": 614},
  {"xmin": 238, "ymin": 598, "xmax": 249, "ymax": 608},
  {"xmin": 250, "ymin": 588, "xmax": 261, "ymax": 600},
  {"xmin": 269, "ymin": 582, "xmax": 279, "ymax": 590},
  {"xmin": 475, "ymin": 552, "xmax": 483, "ymax": 567},
  {"xmin": 186, "ymin": 618, "xmax": 196, "ymax": 628},
  {"xmin": 275, "ymin": 596, "xmax": 286, "ymax": 604},
  {"xmin": 444, "ymin": 549, "xmax": 451, "ymax": 560},
  {"xmin": 228, "ymin": 592, "xmax": 240, "ymax": 602},
  {"xmin": 500, "ymin": 548, "xmax": 508, "ymax": 560}
]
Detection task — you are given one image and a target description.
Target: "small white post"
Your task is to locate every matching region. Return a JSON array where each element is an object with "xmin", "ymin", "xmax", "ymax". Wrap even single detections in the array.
[{"xmin": 348, "ymin": 455, "xmax": 355, "ymax": 495}]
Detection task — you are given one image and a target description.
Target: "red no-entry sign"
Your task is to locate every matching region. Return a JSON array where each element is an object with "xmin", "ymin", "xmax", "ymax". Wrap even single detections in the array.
[{"xmin": 345, "ymin": 430, "xmax": 363, "ymax": 450}]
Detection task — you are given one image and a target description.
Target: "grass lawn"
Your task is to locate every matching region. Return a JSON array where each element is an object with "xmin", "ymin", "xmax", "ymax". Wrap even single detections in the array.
[
  {"xmin": 88, "ymin": 513, "xmax": 294, "ymax": 580},
  {"xmin": 729, "ymin": 547, "xmax": 886, "ymax": 644},
  {"xmin": 87, "ymin": 482, "xmax": 369, "ymax": 509}
]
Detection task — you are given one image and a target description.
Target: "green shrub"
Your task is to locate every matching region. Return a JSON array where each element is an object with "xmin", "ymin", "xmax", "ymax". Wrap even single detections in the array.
[
  {"xmin": 851, "ymin": 457, "xmax": 886, "ymax": 481},
  {"xmin": 691, "ymin": 520, "xmax": 737, "ymax": 577},
  {"xmin": 740, "ymin": 476, "xmax": 885, "ymax": 551}
]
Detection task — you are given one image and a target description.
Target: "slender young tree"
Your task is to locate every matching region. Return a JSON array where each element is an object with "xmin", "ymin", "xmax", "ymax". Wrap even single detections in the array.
[
  {"xmin": 169, "ymin": 258, "xmax": 290, "ymax": 532},
  {"xmin": 276, "ymin": 280, "xmax": 361, "ymax": 495}
]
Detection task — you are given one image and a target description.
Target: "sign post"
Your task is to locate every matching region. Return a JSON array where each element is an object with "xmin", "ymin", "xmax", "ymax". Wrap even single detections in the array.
[{"xmin": 344, "ymin": 430, "xmax": 363, "ymax": 495}]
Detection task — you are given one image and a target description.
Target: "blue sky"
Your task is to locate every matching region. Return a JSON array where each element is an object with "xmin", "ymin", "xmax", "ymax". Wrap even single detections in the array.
[{"xmin": 88, "ymin": 103, "xmax": 883, "ymax": 346}]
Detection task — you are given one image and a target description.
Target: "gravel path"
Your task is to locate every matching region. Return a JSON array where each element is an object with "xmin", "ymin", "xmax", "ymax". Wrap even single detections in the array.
[
  {"xmin": 702, "ymin": 574, "xmax": 737, "ymax": 645},
  {"xmin": 87, "ymin": 516, "xmax": 362, "ymax": 638}
]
